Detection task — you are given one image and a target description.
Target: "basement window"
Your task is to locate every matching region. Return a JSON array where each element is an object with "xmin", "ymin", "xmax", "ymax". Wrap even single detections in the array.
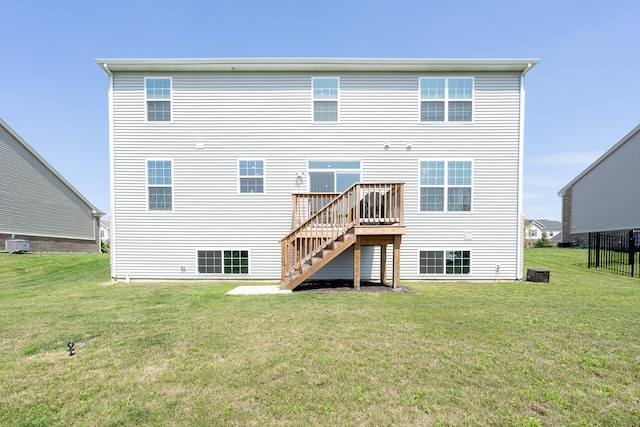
[
  {"xmin": 198, "ymin": 250, "xmax": 249, "ymax": 274},
  {"xmin": 420, "ymin": 250, "xmax": 471, "ymax": 275}
]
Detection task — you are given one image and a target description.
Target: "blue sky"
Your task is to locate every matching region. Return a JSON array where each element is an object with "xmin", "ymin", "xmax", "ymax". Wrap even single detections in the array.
[{"xmin": 1, "ymin": 0, "xmax": 638, "ymax": 221}]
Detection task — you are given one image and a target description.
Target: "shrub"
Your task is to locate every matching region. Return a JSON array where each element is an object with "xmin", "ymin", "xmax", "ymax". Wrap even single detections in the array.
[{"xmin": 534, "ymin": 231, "xmax": 551, "ymax": 248}]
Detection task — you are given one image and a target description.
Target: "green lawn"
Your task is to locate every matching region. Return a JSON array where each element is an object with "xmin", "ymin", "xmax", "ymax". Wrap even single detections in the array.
[{"xmin": 0, "ymin": 250, "xmax": 638, "ymax": 426}]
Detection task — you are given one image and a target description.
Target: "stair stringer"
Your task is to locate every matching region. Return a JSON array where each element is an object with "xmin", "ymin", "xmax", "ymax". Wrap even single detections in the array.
[{"xmin": 280, "ymin": 232, "xmax": 356, "ymax": 290}]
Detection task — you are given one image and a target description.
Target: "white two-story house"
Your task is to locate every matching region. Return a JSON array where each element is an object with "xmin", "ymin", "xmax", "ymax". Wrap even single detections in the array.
[{"xmin": 97, "ymin": 58, "xmax": 537, "ymax": 288}]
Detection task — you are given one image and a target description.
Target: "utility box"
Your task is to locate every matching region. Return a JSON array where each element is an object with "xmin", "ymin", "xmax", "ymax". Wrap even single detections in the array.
[
  {"xmin": 5, "ymin": 239, "xmax": 30, "ymax": 253},
  {"xmin": 526, "ymin": 268, "xmax": 549, "ymax": 283}
]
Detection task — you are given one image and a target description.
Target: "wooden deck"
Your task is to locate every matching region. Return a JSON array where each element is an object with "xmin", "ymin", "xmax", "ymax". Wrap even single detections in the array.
[{"xmin": 281, "ymin": 183, "xmax": 405, "ymax": 290}]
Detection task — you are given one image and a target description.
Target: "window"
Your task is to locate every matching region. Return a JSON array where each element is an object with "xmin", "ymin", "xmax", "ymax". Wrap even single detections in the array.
[
  {"xmin": 446, "ymin": 250, "xmax": 471, "ymax": 274},
  {"xmin": 145, "ymin": 78, "xmax": 171, "ymax": 122},
  {"xmin": 420, "ymin": 160, "xmax": 472, "ymax": 212},
  {"xmin": 198, "ymin": 250, "xmax": 249, "ymax": 274},
  {"xmin": 239, "ymin": 160, "xmax": 264, "ymax": 193},
  {"xmin": 147, "ymin": 160, "xmax": 172, "ymax": 211},
  {"xmin": 419, "ymin": 250, "xmax": 444, "ymax": 274},
  {"xmin": 308, "ymin": 161, "xmax": 360, "ymax": 192},
  {"xmin": 530, "ymin": 229, "xmax": 537, "ymax": 238},
  {"xmin": 420, "ymin": 250, "xmax": 471, "ymax": 275},
  {"xmin": 312, "ymin": 77, "xmax": 338, "ymax": 122},
  {"xmin": 420, "ymin": 78, "xmax": 473, "ymax": 122}
]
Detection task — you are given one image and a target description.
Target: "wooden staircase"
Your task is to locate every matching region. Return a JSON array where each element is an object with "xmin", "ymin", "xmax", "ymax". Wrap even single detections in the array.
[{"xmin": 280, "ymin": 183, "xmax": 404, "ymax": 290}]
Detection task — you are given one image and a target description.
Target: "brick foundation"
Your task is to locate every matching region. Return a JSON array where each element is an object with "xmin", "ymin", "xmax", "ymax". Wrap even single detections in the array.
[{"xmin": 1, "ymin": 233, "xmax": 100, "ymax": 253}]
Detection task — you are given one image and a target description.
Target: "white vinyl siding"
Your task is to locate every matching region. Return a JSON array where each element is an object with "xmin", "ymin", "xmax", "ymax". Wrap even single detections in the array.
[
  {"xmin": 569, "ymin": 128, "xmax": 640, "ymax": 233},
  {"xmin": 0, "ymin": 124, "xmax": 96, "ymax": 240},
  {"xmin": 109, "ymin": 71, "xmax": 523, "ymax": 280}
]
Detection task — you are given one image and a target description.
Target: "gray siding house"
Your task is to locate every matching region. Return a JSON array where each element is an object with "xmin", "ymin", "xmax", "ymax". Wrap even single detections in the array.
[
  {"xmin": 559, "ymin": 123, "xmax": 640, "ymax": 243},
  {"xmin": 0, "ymin": 119, "xmax": 103, "ymax": 252},
  {"xmin": 97, "ymin": 58, "xmax": 537, "ymax": 285}
]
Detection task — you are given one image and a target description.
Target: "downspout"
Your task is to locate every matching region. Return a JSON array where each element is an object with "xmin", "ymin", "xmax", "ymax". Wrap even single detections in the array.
[
  {"xmin": 103, "ymin": 63, "xmax": 118, "ymax": 280},
  {"xmin": 516, "ymin": 63, "xmax": 533, "ymax": 280}
]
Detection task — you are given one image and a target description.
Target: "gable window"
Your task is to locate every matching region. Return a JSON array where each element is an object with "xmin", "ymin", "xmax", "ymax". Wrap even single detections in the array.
[
  {"xmin": 420, "ymin": 250, "xmax": 471, "ymax": 275},
  {"xmin": 239, "ymin": 160, "xmax": 264, "ymax": 194},
  {"xmin": 147, "ymin": 160, "xmax": 172, "ymax": 211},
  {"xmin": 420, "ymin": 78, "xmax": 473, "ymax": 122},
  {"xmin": 530, "ymin": 229, "xmax": 537, "ymax": 238},
  {"xmin": 312, "ymin": 77, "xmax": 339, "ymax": 122},
  {"xmin": 420, "ymin": 160, "xmax": 472, "ymax": 212},
  {"xmin": 308, "ymin": 161, "xmax": 360, "ymax": 192},
  {"xmin": 198, "ymin": 250, "xmax": 249, "ymax": 274},
  {"xmin": 145, "ymin": 78, "xmax": 171, "ymax": 122}
]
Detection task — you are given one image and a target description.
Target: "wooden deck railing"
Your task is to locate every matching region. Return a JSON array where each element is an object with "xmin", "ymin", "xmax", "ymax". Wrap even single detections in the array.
[
  {"xmin": 282, "ymin": 183, "xmax": 404, "ymax": 283},
  {"xmin": 291, "ymin": 192, "xmax": 339, "ymax": 227}
]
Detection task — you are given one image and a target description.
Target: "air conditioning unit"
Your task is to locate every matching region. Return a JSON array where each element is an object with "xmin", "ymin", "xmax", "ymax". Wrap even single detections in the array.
[{"xmin": 5, "ymin": 239, "xmax": 30, "ymax": 253}]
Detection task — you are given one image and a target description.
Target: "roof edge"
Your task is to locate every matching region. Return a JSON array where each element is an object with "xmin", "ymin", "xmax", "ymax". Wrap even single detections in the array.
[
  {"xmin": 558, "ymin": 122, "xmax": 640, "ymax": 195},
  {"xmin": 0, "ymin": 118, "xmax": 104, "ymax": 216},
  {"xmin": 95, "ymin": 57, "xmax": 539, "ymax": 74}
]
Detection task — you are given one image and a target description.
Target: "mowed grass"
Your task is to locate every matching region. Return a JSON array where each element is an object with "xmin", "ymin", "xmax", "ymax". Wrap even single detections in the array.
[{"xmin": 0, "ymin": 250, "xmax": 639, "ymax": 426}]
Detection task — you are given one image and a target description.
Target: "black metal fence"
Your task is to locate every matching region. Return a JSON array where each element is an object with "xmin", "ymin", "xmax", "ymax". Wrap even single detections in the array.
[{"xmin": 588, "ymin": 230, "xmax": 639, "ymax": 277}]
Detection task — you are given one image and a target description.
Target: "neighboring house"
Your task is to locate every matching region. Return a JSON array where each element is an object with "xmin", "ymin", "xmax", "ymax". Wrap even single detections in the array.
[
  {"xmin": 525, "ymin": 219, "xmax": 562, "ymax": 241},
  {"xmin": 100, "ymin": 217, "xmax": 110, "ymax": 242},
  {"xmin": 0, "ymin": 118, "xmax": 103, "ymax": 252},
  {"xmin": 559, "ymin": 123, "xmax": 640, "ymax": 244},
  {"xmin": 549, "ymin": 232, "xmax": 563, "ymax": 244},
  {"xmin": 97, "ymin": 57, "xmax": 538, "ymax": 286}
]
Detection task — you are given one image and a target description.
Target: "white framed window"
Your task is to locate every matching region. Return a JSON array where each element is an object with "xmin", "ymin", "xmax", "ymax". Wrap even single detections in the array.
[
  {"xmin": 419, "ymin": 250, "xmax": 471, "ymax": 275},
  {"xmin": 147, "ymin": 160, "xmax": 172, "ymax": 211},
  {"xmin": 419, "ymin": 160, "xmax": 472, "ymax": 212},
  {"xmin": 145, "ymin": 77, "xmax": 172, "ymax": 122},
  {"xmin": 530, "ymin": 229, "xmax": 538, "ymax": 238},
  {"xmin": 419, "ymin": 77, "xmax": 473, "ymax": 122},
  {"xmin": 197, "ymin": 250, "xmax": 249, "ymax": 274},
  {"xmin": 238, "ymin": 160, "xmax": 265, "ymax": 194},
  {"xmin": 308, "ymin": 160, "xmax": 360, "ymax": 193},
  {"xmin": 312, "ymin": 77, "xmax": 339, "ymax": 122}
]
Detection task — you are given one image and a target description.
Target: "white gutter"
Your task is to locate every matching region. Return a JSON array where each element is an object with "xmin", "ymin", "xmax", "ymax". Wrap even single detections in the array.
[
  {"xmin": 103, "ymin": 63, "xmax": 118, "ymax": 280},
  {"xmin": 95, "ymin": 57, "xmax": 540, "ymax": 74},
  {"xmin": 516, "ymin": 63, "xmax": 533, "ymax": 280}
]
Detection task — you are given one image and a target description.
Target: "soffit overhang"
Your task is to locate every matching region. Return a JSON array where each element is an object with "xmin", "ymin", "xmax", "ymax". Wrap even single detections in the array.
[{"xmin": 95, "ymin": 58, "xmax": 539, "ymax": 74}]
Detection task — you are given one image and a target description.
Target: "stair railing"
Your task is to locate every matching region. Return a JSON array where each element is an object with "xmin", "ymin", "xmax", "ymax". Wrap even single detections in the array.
[{"xmin": 282, "ymin": 183, "xmax": 404, "ymax": 282}]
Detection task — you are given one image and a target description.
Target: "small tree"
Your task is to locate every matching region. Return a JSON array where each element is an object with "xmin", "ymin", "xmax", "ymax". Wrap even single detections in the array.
[{"xmin": 535, "ymin": 231, "xmax": 551, "ymax": 248}]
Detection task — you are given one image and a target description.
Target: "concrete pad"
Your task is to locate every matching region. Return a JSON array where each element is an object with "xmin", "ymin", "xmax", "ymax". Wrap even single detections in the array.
[{"xmin": 226, "ymin": 285, "xmax": 291, "ymax": 295}]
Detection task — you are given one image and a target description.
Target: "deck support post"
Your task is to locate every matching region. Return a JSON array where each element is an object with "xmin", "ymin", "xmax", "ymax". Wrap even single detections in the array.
[
  {"xmin": 392, "ymin": 235, "xmax": 401, "ymax": 288},
  {"xmin": 380, "ymin": 244, "xmax": 387, "ymax": 284},
  {"xmin": 353, "ymin": 239, "xmax": 361, "ymax": 289}
]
